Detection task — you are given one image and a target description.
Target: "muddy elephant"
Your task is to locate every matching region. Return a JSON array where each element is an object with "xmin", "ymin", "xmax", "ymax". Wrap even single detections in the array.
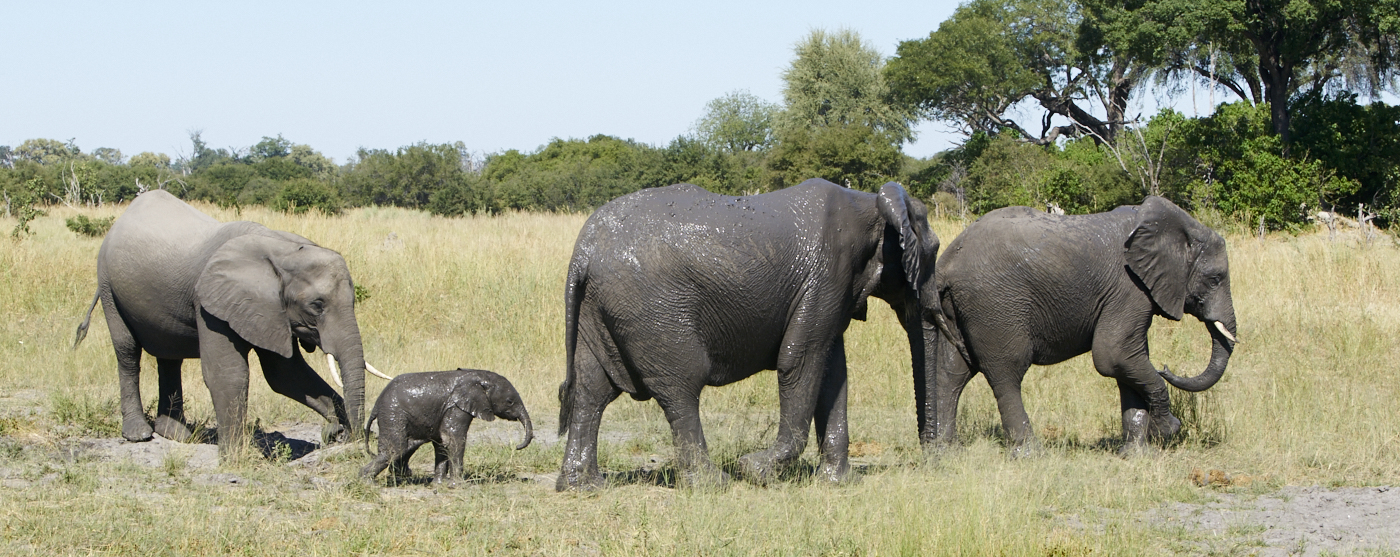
[
  {"xmin": 931, "ymin": 196, "xmax": 1238, "ymax": 454},
  {"xmin": 73, "ymin": 190, "xmax": 391, "ymax": 455},
  {"xmin": 557, "ymin": 179, "xmax": 942, "ymax": 490},
  {"xmin": 361, "ymin": 368, "xmax": 533, "ymax": 484}
]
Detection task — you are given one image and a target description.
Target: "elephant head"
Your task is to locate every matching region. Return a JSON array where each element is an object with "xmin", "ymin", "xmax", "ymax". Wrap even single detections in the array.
[
  {"xmin": 867, "ymin": 182, "xmax": 943, "ymax": 441},
  {"xmin": 452, "ymin": 369, "xmax": 534, "ymax": 450},
  {"xmin": 1125, "ymin": 196, "xmax": 1238, "ymax": 392},
  {"xmin": 195, "ymin": 235, "xmax": 370, "ymax": 438}
]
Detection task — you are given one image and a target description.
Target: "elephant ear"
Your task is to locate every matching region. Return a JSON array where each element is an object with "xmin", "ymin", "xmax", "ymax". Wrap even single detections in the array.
[
  {"xmin": 1124, "ymin": 196, "xmax": 1196, "ymax": 321},
  {"xmin": 195, "ymin": 235, "xmax": 295, "ymax": 358},
  {"xmin": 448, "ymin": 377, "xmax": 495, "ymax": 421},
  {"xmin": 876, "ymin": 181, "xmax": 924, "ymax": 295}
]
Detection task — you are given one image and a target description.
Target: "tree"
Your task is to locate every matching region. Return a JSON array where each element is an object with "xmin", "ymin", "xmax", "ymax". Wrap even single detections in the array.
[
  {"xmin": 887, "ymin": 0, "xmax": 1150, "ymax": 145},
  {"xmin": 766, "ymin": 124, "xmax": 903, "ymax": 191},
  {"xmin": 1134, "ymin": 0, "xmax": 1400, "ymax": 145},
  {"xmin": 91, "ymin": 148, "xmax": 124, "ymax": 165},
  {"xmin": 249, "ymin": 135, "xmax": 292, "ymax": 161},
  {"xmin": 128, "ymin": 152, "xmax": 172, "ymax": 169},
  {"xmin": 693, "ymin": 90, "xmax": 778, "ymax": 153},
  {"xmin": 14, "ymin": 138, "xmax": 79, "ymax": 165},
  {"xmin": 777, "ymin": 29, "xmax": 916, "ymax": 144}
]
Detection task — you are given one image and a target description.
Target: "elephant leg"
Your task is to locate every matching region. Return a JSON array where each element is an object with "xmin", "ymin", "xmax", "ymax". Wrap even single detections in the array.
[
  {"xmin": 197, "ymin": 309, "xmax": 253, "ymax": 456},
  {"xmin": 651, "ymin": 378, "xmax": 728, "ymax": 490},
  {"xmin": 359, "ymin": 447, "xmax": 393, "ymax": 479},
  {"xmin": 983, "ymin": 361, "xmax": 1037, "ymax": 456},
  {"xmin": 391, "ymin": 439, "xmax": 427, "ymax": 478},
  {"xmin": 103, "ymin": 300, "xmax": 152, "ymax": 442},
  {"xmin": 431, "ymin": 441, "xmax": 450, "ymax": 485},
  {"xmin": 254, "ymin": 347, "xmax": 350, "ymax": 443},
  {"xmin": 556, "ymin": 349, "xmax": 621, "ymax": 491},
  {"xmin": 1116, "ymin": 380, "xmax": 1150, "ymax": 453},
  {"xmin": 932, "ymin": 335, "xmax": 975, "ymax": 451},
  {"xmin": 737, "ymin": 335, "xmax": 832, "ymax": 484},
  {"xmin": 436, "ymin": 411, "xmax": 471, "ymax": 485},
  {"xmin": 1092, "ymin": 326, "xmax": 1181, "ymax": 444},
  {"xmin": 153, "ymin": 358, "xmax": 195, "ymax": 442},
  {"xmin": 813, "ymin": 337, "xmax": 852, "ymax": 484}
]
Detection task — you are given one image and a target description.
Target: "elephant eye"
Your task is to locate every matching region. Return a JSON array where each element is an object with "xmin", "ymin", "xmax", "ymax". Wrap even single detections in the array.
[{"xmin": 309, "ymin": 299, "xmax": 325, "ymax": 314}]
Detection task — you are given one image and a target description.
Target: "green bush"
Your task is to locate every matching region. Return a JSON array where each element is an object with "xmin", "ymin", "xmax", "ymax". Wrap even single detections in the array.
[
  {"xmin": 1214, "ymin": 136, "xmax": 1358, "ymax": 230},
  {"xmin": 272, "ymin": 178, "xmax": 341, "ymax": 215},
  {"xmin": 64, "ymin": 215, "xmax": 115, "ymax": 237}
]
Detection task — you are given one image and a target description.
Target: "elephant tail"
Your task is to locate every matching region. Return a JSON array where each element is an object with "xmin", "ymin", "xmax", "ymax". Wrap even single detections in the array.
[
  {"xmin": 363, "ymin": 408, "xmax": 379, "ymax": 457},
  {"xmin": 558, "ymin": 256, "xmax": 588, "ymax": 438},
  {"xmin": 934, "ymin": 291, "xmax": 972, "ymax": 366},
  {"xmin": 72, "ymin": 288, "xmax": 100, "ymax": 351}
]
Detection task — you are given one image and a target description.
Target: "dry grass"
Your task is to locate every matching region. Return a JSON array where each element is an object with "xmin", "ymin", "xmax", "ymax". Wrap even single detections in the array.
[{"xmin": 2, "ymin": 201, "xmax": 1399, "ymax": 554}]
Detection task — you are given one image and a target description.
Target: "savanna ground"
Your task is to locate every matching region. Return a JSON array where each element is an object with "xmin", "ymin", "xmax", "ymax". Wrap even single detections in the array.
[{"xmin": 2, "ymin": 200, "xmax": 1400, "ymax": 555}]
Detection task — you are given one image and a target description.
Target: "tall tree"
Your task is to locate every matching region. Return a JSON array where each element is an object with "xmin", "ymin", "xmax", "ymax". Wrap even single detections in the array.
[
  {"xmin": 777, "ymin": 28, "xmax": 916, "ymax": 144},
  {"xmin": 888, "ymin": 0, "xmax": 1150, "ymax": 145},
  {"xmin": 1134, "ymin": 0, "xmax": 1400, "ymax": 145},
  {"xmin": 693, "ymin": 90, "xmax": 779, "ymax": 153}
]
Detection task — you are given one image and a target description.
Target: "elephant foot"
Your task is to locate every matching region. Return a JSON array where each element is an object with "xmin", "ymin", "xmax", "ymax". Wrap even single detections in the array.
[
  {"xmin": 153, "ymin": 416, "xmax": 196, "ymax": 443},
  {"xmin": 815, "ymin": 460, "xmax": 857, "ymax": 485},
  {"xmin": 736, "ymin": 448, "xmax": 796, "ymax": 486},
  {"xmin": 121, "ymin": 417, "xmax": 154, "ymax": 443},
  {"xmin": 432, "ymin": 476, "xmax": 463, "ymax": 488},
  {"xmin": 1117, "ymin": 439, "xmax": 1159, "ymax": 458},
  {"xmin": 1007, "ymin": 440, "xmax": 1043, "ymax": 460},
  {"xmin": 321, "ymin": 423, "xmax": 348, "ymax": 445},
  {"xmin": 678, "ymin": 465, "xmax": 730, "ymax": 492},
  {"xmin": 920, "ymin": 438, "xmax": 960, "ymax": 463},
  {"xmin": 555, "ymin": 470, "xmax": 606, "ymax": 492},
  {"xmin": 1148, "ymin": 412, "xmax": 1182, "ymax": 442}
]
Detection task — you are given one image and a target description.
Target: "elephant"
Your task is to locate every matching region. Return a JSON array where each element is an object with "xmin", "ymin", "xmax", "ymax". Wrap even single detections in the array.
[
  {"xmin": 556, "ymin": 179, "xmax": 942, "ymax": 490},
  {"xmin": 72, "ymin": 190, "xmax": 391, "ymax": 455},
  {"xmin": 930, "ymin": 196, "xmax": 1238, "ymax": 455},
  {"xmin": 360, "ymin": 368, "xmax": 533, "ymax": 484}
]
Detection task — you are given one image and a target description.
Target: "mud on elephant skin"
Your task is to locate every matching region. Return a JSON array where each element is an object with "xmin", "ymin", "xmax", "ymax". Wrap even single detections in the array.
[
  {"xmin": 72, "ymin": 190, "xmax": 392, "ymax": 457},
  {"xmin": 360, "ymin": 369, "xmax": 532, "ymax": 485},
  {"xmin": 556, "ymin": 179, "xmax": 942, "ymax": 491},
  {"xmin": 932, "ymin": 196, "xmax": 1238, "ymax": 455}
]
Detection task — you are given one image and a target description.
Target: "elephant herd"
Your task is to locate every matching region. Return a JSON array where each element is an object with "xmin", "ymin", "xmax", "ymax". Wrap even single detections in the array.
[{"xmin": 71, "ymin": 179, "xmax": 1237, "ymax": 490}]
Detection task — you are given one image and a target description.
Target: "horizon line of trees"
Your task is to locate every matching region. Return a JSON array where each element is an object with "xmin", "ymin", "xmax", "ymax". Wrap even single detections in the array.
[{"xmin": 5, "ymin": 0, "xmax": 1400, "ymax": 235}]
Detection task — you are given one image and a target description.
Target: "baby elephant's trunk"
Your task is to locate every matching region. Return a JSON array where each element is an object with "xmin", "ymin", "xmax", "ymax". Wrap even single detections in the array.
[{"xmin": 515, "ymin": 410, "xmax": 534, "ymax": 450}]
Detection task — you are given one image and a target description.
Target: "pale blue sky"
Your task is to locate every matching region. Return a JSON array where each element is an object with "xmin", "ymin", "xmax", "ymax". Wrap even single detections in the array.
[{"xmin": 2, "ymin": 1, "xmax": 971, "ymax": 163}]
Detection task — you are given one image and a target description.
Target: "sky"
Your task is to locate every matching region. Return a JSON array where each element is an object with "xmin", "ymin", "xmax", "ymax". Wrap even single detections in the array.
[{"xmin": 2, "ymin": 1, "xmax": 972, "ymax": 164}]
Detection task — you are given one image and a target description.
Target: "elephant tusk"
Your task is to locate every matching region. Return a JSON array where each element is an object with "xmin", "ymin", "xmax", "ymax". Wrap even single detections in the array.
[
  {"xmin": 365, "ymin": 361, "xmax": 393, "ymax": 381},
  {"xmin": 1214, "ymin": 321, "xmax": 1238, "ymax": 343},
  {"xmin": 327, "ymin": 354, "xmax": 344, "ymax": 388}
]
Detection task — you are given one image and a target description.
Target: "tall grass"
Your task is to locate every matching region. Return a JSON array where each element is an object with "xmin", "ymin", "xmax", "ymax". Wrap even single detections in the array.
[{"xmin": 2, "ymin": 201, "xmax": 1399, "ymax": 554}]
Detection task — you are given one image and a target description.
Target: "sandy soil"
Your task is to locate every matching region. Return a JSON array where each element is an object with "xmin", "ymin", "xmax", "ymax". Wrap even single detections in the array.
[{"xmin": 1144, "ymin": 485, "xmax": 1400, "ymax": 556}]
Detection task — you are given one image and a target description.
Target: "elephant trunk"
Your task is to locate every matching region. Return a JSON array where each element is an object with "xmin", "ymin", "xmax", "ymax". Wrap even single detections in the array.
[
  {"xmin": 516, "ymin": 409, "xmax": 534, "ymax": 450},
  {"xmin": 905, "ymin": 300, "xmax": 939, "ymax": 445},
  {"xmin": 1160, "ymin": 318, "xmax": 1235, "ymax": 392},
  {"xmin": 321, "ymin": 316, "xmax": 367, "ymax": 440}
]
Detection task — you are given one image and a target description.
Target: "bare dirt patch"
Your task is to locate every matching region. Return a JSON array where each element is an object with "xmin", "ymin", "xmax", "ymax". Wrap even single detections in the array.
[{"xmin": 1147, "ymin": 485, "xmax": 1400, "ymax": 556}]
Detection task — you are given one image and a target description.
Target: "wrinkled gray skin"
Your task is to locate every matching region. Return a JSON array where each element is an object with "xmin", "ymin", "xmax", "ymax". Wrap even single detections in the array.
[
  {"xmin": 932, "ymin": 196, "xmax": 1238, "ymax": 454},
  {"xmin": 73, "ymin": 190, "xmax": 368, "ymax": 455},
  {"xmin": 360, "ymin": 369, "xmax": 533, "ymax": 484},
  {"xmin": 557, "ymin": 179, "xmax": 942, "ymax": 490}
]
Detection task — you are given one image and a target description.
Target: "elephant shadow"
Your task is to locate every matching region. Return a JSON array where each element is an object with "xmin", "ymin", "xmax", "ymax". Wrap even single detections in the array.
[
  {"xmin": 249, "ymin": 429, "xmax": 321, "ymax": 462},
  {"xmin": 970, "ymin": 422, "xmax": 1223, "ymax": 454},
  {"xmin": 597, "ymin": 459, "xmax": 897, "ymax": 489},
  {"xmin": 377, "ymin": 468, "xmax": 535, "ymax": 488}
]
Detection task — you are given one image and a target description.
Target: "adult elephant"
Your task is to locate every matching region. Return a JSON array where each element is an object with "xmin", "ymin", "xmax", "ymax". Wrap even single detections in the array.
[
  {"xmin": 73, "ymin": 190, "xmax": 390, "ymax": 455},
  {"xmin": 556, "ymin": 179, "xmax": 942, "ymax": 490},
  {"xmin": 930, "ymin": 196, "xmax": 1238, "ymax": 455}
]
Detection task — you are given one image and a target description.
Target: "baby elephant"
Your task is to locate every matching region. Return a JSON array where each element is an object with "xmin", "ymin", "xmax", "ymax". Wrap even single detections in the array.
[{"xmin": 361, "ymin": 369, "xmax": 533, "ymax": 483}]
